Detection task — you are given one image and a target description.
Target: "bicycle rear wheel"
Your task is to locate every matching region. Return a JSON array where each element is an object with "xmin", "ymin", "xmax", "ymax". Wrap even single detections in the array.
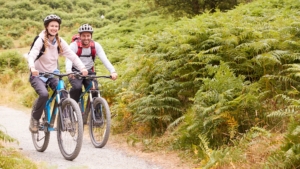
[
  {"xmin": 89, "ymin": 97, "xmax": 111, "ymax": 148},
  {"xmin": 31, "ymin": 100, "xmax": 50, "ymax": 152},
  {"xmin": 57, "ymin": 98, "xmax": 83, "ymax": 161}
]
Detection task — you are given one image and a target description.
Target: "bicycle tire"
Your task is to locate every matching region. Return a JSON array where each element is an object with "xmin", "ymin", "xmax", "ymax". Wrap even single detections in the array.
[
  {"xmin": 31, "ymin": 100, "xmax": 50, "ymax": 152},
  {"xmin": 89, "ymin": 97, "xmax": 111, "ymax": 148},
  {"xmin": 57, "ymin": 98, "xmax": 83, "ymax": 161}
]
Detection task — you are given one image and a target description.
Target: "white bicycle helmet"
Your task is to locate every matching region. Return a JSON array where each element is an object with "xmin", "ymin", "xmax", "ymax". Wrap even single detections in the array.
[
  {"xmin": 44, "ymin": 14, "xmax": 61, "ymax": 26},
  {"xmin": 78, "ymin": 24, "xmax": 93, "ymax": 34}
]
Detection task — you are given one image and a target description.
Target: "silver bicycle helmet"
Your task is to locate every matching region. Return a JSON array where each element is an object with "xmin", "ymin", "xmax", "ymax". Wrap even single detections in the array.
[
  {"xmin": 78, "ymin": 24, "xmax": 93, "ymax": 34},
  {"xmin": 44, "ymin": 14, "xmax": 61, "ymax": 26}
]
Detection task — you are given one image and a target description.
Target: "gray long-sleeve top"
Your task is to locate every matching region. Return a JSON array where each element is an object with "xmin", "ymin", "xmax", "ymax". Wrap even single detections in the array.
[{"xmin": 65, "ymin": 41, "xmax": 116, "ymax": 73}]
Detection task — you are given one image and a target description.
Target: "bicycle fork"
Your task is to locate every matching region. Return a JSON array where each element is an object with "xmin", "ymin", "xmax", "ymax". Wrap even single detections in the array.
[
  {"xmin": 57, "ymin": 89, "xmax": 74, "ymax": 132},
  {"xmin": 89, "ymin": 91, "xmax": 104, "ymax": 124}
]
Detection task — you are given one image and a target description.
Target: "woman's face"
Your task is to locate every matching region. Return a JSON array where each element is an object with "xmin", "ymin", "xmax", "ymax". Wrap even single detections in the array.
[{"xmin": 46, "ymin": 21, "xmax": 59, "ymax": 36}]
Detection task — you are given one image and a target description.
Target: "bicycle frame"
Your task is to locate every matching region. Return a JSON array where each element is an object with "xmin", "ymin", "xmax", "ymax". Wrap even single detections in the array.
[
  {"xmin": 77, "ymin": 75, "xmax": 110, "ymax": 122},
  {"xmin": 43, "ymin": 73, "xmax": 71, "ymax": 132},
  {"xmin": 32, "ymin": 72, "xmax": 84, "ymax": 160}
]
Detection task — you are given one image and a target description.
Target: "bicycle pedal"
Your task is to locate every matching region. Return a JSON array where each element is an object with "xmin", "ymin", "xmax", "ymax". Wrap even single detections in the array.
[{"xmin": 94, "ymin": 119, "xmax": 104, "ymax": 126}]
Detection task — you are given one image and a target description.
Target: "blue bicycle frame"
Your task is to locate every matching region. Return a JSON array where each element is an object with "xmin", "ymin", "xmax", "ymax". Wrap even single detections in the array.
[
  {"xmin": 32, "ymin": 72, "xmax": 84, "ymax": 160},
  {"xmin": 43, "ymin": 72, "xmax": 70, "ymax": 132}
]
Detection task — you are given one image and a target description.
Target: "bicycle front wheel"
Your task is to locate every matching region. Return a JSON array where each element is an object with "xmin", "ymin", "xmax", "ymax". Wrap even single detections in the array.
[
  {"xmin": 57, "ymin": 98, "xmax": 83, "ymax": 161},
  {"xmin": 31, "ymin": 100, "xmax": 50, "ymax": 152},
  {"xmin": 89, "ymin": 97, "xmax": 111, "ymax": 148}
]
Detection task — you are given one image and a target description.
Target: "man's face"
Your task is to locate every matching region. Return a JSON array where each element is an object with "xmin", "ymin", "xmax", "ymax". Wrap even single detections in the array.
[{"xmin": 80, "ymin": 32, "xmax": 92, "ymax": 46}]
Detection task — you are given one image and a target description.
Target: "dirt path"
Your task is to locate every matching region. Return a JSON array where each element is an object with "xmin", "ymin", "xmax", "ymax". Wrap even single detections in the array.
[{"xmin": 0, "ymin": 106, "xmax": 195, "ymax": 169}]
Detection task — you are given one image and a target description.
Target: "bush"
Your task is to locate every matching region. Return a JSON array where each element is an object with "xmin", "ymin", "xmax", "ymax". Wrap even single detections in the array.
[
  {"xmin": 0, "ymin": 69, "xmax": 14, "ymax": 84},
  {"xmin": 94, "ymin": 0, "xmax": 111, "ymax": 5},
  {"xmin": 8, "ymin": 28, "xmax": 25, "ymax": 39},
  {"xmin": 22, "ymin": 89, "xmax": 37, "ymax": 108},
  {"xmin": 0, "ymin": 37, "xmax": 14, "ymax": 49},
  {"xmin": 4, "ymin": 1, "xmax": 34, "ymax": 11},
  {"xmin": 11, "ymin": 78, "xmax": 23, "ymax": 91},
  {"xmin": 77, "ymin": 1, "xmax": 93, "ymax": 11},
  {"xmin": 105, "ymin": 9, "xmax": 128, "ymax": 22},
  {"xmin": 0, "ymin": 51, "xmax": 24, "ymax": 70}
]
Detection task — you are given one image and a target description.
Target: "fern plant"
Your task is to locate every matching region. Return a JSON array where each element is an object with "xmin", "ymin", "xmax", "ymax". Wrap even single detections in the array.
[
  {"xmin": 173, "ymin": 62, "xmax": 247, "ymax": 150},
  {"xmin": 267, "ymin": 117, "xmax": 300, "ymax": 169}
]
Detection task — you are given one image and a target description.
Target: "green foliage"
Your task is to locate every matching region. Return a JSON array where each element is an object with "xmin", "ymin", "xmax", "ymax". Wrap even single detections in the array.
[
  {"xmin": 4, "ymin": 1, "xmax": 35, "ymax": 11},
  {"xmin": 0, "ymin": 126, "xmax": 15, "ymax": 143},
  {"xmin": 77, "ymin": 1, "xmax": 92, "ymax": 11},
  {"xmin": 199, "ymin": 127, "xmax": 271, "ymax": 168},
  {"xmin": 0, "ymin": 126, "xmax": 37, "ymax": 169},
  {"xmin": 0, "ymin": 37, "xmax": 14, "ymax": 49},
  {"xmin": 267, "ymin": 117, "xmax": 300, "ymax": 168},
  {"xmin": 0, "ymin": 51, "xmax": 27, "ymax": 73},
  {"xmin": 2, "ymin": 0, "xmax": 300, "ymax": 167},
  {"xmin": 8, "ymin": 28, "xmax": 25, "ymax": 40},
  {"xmin": 22, "ymin": 89, "xmax": 38, "ymax": 108},
  {"xmin": 0, "ymin": 0, "xmax": 151, "ymax": 36},
  {"xmin": 145, "ymin": 0, "xmax": 243, "ymax": 17},
  {"xmin": 173, "ymin": 62, "xmax": 245, "ymax": 148},
  {"xmin": 0, "ymin": 147, "xmax": 37, "ymax": 169}
]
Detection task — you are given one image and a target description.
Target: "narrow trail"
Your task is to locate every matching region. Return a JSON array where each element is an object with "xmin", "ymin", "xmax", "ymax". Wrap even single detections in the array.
[{"xmin": 0, "ymin": 106, "xmax": 163, "ymax": 169}]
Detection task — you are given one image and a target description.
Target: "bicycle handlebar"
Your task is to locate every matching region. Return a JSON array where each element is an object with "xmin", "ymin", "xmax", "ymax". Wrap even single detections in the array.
[
  {"xmin": 73, "ymin": 72, "xmax": 111, "ymax": 79},
  {"xmin": 39, "ymin": 72, "xmax": 75, "ymax": 78}
]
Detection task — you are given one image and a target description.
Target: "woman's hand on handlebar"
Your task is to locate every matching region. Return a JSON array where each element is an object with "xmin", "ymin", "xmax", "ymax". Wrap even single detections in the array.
[{"xmin": 31, "ymin": 67, "xmax": 39, "ymax": 76}]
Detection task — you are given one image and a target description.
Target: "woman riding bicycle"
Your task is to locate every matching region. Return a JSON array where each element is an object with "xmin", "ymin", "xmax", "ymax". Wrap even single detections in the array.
[{"xmin": 27, "ymin": 14, "xmax": 88, "ymax": 133}]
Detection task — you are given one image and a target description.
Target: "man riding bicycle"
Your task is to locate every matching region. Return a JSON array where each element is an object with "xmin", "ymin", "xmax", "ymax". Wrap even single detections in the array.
[{"xmin": 66, "ymin": 24, "xmax": 117, "ymax": 106}]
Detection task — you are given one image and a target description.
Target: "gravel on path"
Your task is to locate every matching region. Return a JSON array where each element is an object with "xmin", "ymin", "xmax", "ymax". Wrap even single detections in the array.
[{"xmin": 0, "ymin": 106, "xmax": 163, "ymax": 169}]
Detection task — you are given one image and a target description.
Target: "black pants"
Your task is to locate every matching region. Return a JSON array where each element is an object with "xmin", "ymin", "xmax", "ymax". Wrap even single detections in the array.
[
  {"xmin": 30, "ymin": 76, "xmax": 58, "ymax": 120},
  {"xmin": 69, "ymin": 77, "xmax": 99, "ymax": 103}
]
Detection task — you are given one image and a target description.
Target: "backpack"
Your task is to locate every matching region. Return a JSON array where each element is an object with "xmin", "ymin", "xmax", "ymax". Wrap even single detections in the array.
[
  {"xmin": 71, "ymin": 34, "xmax": 80, "ymax": 43},
  {"xmin": 29, "ymin": 36, "xmax": 60, "ymax": 62},
  {"xmin": 75, "ymin": 40, "xmax": 96, "ymax": 61},
  {"xmin": 71, "ymin": 34, "xmax": 96, "ymax": 72}
]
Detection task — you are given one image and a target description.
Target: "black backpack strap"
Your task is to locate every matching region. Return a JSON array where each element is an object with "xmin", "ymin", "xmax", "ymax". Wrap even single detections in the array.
[
  {"xmin": 29, "ymin": 36, "xmax": 39, "ymax": 51},
  {"xmin": 30, "ymin": 36, "xmax": 60, "ymax": 62},
  {"xmin": 29, "ymin": 36, "xmax": 45, "ymax": 62},
  {"xmin": 35, "ymin": 43, "xmax": 45, "ymax": 62}
]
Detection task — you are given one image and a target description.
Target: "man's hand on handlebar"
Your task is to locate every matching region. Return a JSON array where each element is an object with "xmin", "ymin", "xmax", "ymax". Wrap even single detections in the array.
[
  {"xmin": 69, "ymin": 68, "xmax": 88, "ymax": 79},
  {"xmin": 111, "ymin": 72, "xmax": 117, "ymax": 80},
  {"xmin": 81, "ymin": 68, "xmax": 88, "ymax": 76}
]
